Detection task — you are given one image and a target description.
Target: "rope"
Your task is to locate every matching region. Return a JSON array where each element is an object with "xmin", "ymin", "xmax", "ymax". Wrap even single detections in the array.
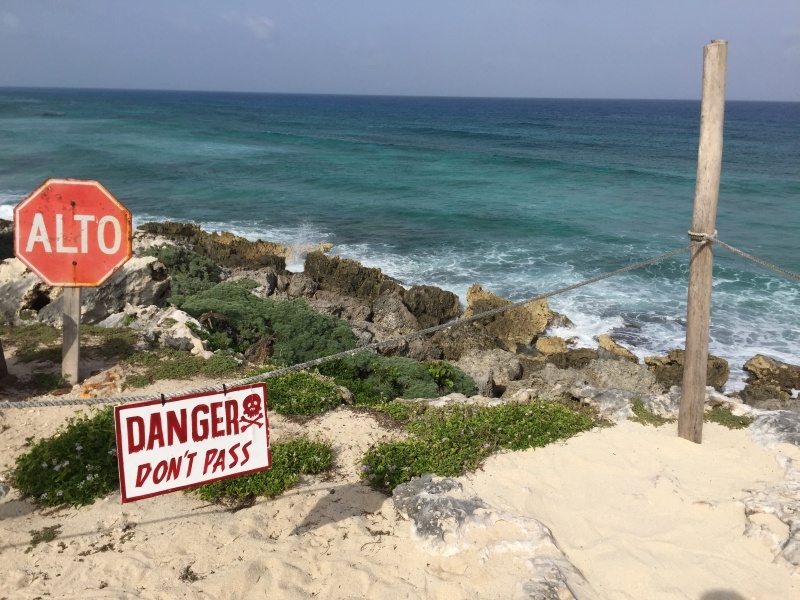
[{"xmin": 0, "ymin": 244, "xmax": 693, "ymax": 410}]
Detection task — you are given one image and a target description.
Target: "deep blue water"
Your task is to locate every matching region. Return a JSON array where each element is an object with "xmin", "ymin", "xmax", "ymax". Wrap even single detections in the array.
[{"xmin": 1, "ymin": 88, "xmax": 798, "ymax": 388}]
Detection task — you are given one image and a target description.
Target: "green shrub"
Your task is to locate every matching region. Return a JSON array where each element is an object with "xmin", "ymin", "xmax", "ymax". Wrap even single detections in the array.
[
  {"xmin": 195, "ymin": 438, "xmax": 334, "ymax": 502},
  {"xmin": 12, "ymin": 408, "xmax": 119, "ymax": 506},
  {"xmin": 361, "ymin": 401, "xmax": 594, "ymax": 491},
  {"xmin": 140, "ymin": 245, "xmax": 222, "ymax": 306},
  {"xmin": 125, "ymin": 348, "xmax": 243, "ymax": 385},
  {"xmin": 318, "ymin": 355, "xmax": 476, "ymax": 406},
  {"xmin": 180, "ymin": 283, "xmax": 356, "ymax": 363},
  {"xmin": 265, "ymin": 371, "xmax": 341, "ymax": 416}
]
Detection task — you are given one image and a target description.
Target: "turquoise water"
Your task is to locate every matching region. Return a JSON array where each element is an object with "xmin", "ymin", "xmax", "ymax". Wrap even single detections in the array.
[{"xmin": 1, "ymin": 89, "xmax": 798, "ymax": 388}]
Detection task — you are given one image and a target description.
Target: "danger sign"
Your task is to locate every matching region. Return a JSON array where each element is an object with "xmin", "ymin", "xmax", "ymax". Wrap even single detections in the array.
[{"xmin": 114, "ymin": 384, "xmax": 270, "ymax": 503}]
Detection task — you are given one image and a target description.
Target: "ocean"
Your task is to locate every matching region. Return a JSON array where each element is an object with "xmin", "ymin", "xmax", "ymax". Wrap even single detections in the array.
[{"xmin": 1, "ymin": 88, "xmax": 798, "ymax": 390}]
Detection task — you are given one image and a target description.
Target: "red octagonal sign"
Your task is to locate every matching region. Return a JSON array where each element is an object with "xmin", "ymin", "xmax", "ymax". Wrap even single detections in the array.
[{"xmin": 14, "ymin": 179, "xmax": 132, "ymax": 287}]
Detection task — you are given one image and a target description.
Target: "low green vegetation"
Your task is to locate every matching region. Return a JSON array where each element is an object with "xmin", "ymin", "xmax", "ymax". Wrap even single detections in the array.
[
  {"xmin": 12, "ymin": 407, "xmax": 119, "ymax": 507},
  {"xmin": 179, "ymin": 283, "xmax": 356, "ymax": 362},
  {"xmin": 195, "ymin": 438, "xmax": 334, "ymax": 503},
  {"xmin": 26, "ymin": 525, "xmax": 62, "ymax": 554},
  {"xmin": 705, "ymin": 406, "xmax": 753, "ymax": 429},
  {"xmin": 140, "ymin": 244, "xmax": 222, "ymax": 306},
  {"xmin": 361, "ymin": 400, "xmax": 594, "ymax": 491},
  {"xmin": 123, "ymin": 348, "xmax": 244, "ymax": 388},
  {"xmin": 265, "ymin": 371, "xmax": 342, "ymax": 416},
  {"xmin": 629, "ymin": 398, "xmax": 672, "ymax": 427},
  {"xmin": 2, "ymin": 323, "xmax": 139, "ymax": 364},
  {"xmin": 318, "ymin": 354, "xmax": 476, "ymax": 406}
]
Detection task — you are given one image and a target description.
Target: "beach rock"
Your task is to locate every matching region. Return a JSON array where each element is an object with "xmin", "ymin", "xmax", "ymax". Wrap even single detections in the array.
[
  {"xmin": 462, "ymin": 284, "xmax": 557, "ymax": 352},
  {"xmin": 0, "ymin": 258, "xmax": 52, "ymax": 325},
  {"xmin": 33, "ymin": 256, "xmax": 171, "ymax": 326},
  {"xmin": 98, "ymin": 304, "xmax": 208, "ymax": 356},
  {"xmin": 455, "ymin": 349, "xmax": 523, "ymax": 395},
  {"xmin": 644, "ymin": 349, "xmax": 729, "ymax": 391},
  {"xmin": 750, "ymin": 411, "xmax": 800, "ymax": 447},
  {"xmin": 430, "ymin": 323, "xmax": 499, "ymax": 361},
  {"xmin": 286, "ymin": 272, "xmax": 318, "ymax": 299},
  {"xmin": 543, "ymin": 348, "xmax": 600, "ymax": 370},
  {"xmin": 597, "ymin": 334, "xmax": 638, "ymax": 362},
  {"xmin": 304, "ymin": 251, "xmax": 404, "ymax": 301},
  {"xmin": 741, "ymin": 355, "xmax": 800, "ymax": 406},
  {"xmin": 139, "ymin": 222, "xmax": 287, "ymax": 272},
  {"xmin": 535, "ymin": 336, "xmax": 567, "ymax": 356},
  {"xmin": 371, "ymin": 292, "xmax": 420, "ymax": 335},
  {"xmin": 393, "ymin": 475, "xmax": 488, "ymax": 541},
  {"xmin": 308, "ymin": 290, "xmax": 372, "ymax": 322},
  {"xmin": 403, "ymin": 285, "xmax": 461, "ymax": 329}
]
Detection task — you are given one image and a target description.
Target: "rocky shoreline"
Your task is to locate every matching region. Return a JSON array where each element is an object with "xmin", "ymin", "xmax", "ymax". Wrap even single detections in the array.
[{"xmin": 1, "ymin": 219, "xmax": 798, "ymax": 414}]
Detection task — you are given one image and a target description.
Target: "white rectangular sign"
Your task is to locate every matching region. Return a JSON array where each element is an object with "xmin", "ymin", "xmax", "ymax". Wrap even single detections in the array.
[{"xmin": 115, "ymin": 383, "xmax": 270, "ymax": 503}]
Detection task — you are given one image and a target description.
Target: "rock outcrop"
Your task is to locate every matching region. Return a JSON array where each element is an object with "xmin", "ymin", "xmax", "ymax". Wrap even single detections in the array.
[
  {"xmin": 741, "ymin": 354, "xmax": 800, "ymax": 407},
  {"xmin": 597, "ymin": 333, "xmax": 638, "ymax": 362},
  {"xmin": 644, "ymin": 349, "xmax": 730, "ymax": 391},
  {"xmin": 454, "ymin": 349, "xmax": 523, "ymax": 397}
]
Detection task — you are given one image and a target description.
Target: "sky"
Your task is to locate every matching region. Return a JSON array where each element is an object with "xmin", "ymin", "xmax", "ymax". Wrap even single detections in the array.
[{"xmin": 0, "ymin": 1, "xmax": 798, "ymax": 101}]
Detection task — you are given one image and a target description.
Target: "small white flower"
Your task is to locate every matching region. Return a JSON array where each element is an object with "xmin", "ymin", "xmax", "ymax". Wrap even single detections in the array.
[
  {"xmin": 56, "ymin": 490, "xmax": 63, "ymax": 497},
  {"xmin": 41, "ymin": 462, "xmax": 48, "ymax": 468},
  {"xmin": 40, "ymin": 493, "xmax": 47, "ymax": 499},
  {"xmin": 75, "ymin": 444, "xmax": 83, "ymax": 451},
  {"xmin": 53, "ymin": 465, "xmax": 61, "ymax": 472}
]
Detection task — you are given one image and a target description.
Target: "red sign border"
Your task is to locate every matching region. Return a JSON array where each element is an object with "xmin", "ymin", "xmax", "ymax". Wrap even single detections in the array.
[
  {"xmin": 114, "ymin": 383, "xmax": 271, "ymax": 503},
  {"xmin": 13, "ymin": 178, "xmax": 133, "ymax": 287}
]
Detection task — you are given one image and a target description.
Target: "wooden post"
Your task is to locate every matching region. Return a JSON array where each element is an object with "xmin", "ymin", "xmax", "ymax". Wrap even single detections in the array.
[
  {"xmin": 62, "ymin": 287, "xmax": 81, "ymax": 384},
  {"xmin": 678, "ymin": 40, "xmax": 728, "ymax": 443}
]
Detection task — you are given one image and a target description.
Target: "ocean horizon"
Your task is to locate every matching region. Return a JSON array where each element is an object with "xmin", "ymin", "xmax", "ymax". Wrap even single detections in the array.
[{"xmin": 1, "ymin": 88, "xmax": 798, "ymax": 390}]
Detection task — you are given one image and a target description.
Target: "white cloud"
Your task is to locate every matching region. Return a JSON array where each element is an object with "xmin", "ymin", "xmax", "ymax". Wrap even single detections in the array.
[
  {"xmin": 1, "ymin": 11, "xmax": 21, "ymax": 30},
  {"xmin": 222, "ymin": 13, "xmax": 275, "ymax": 42}
]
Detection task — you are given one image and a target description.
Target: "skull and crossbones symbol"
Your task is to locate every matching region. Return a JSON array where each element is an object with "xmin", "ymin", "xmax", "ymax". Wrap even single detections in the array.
[{"xmin": 239, "ymin": 393, "xmax": 264, "ymax": 432}]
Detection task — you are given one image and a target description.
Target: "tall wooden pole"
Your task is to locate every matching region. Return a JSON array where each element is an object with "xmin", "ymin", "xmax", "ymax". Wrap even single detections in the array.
[
  {"xmin": 62, "ymin": 287, "xmax": 81, "ymax": 384},
  {"xmin": 678, "ymin": 40, "xmax": 728, "ymax": 443}
]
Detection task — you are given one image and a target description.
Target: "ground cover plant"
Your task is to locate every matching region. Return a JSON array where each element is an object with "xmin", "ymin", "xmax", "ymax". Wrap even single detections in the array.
[
  {"xmin": 140, "ymin": 244, "xmax": 222, "ymax": 307},
  {"xmin": 265, "ymin": 370, "xmax": 342, "ymax": 416},
  {"xmin": 318, "ymin": 354, "xmax": 476, "ymax": 405},
  {"xmin": 179, "ymin": 283, "xmax": 356, "ymax": 362},
  {"xmin": 361, "ymin": 400, "xmax": 594, "ymax": 491},
  {"xmin": 10, "ymin": 407, "xmax": 334, "ymax": 507},
  {"xmin": 705, "ymin": 406, "xmax": 753, "ymax": 429},
  {"xmin": 123, "ymin": 348, "xmax": 244, "ymax": 388},
  {"xmin": 194, "ymin": 437, "xmax": 334, "ymax": 504}
]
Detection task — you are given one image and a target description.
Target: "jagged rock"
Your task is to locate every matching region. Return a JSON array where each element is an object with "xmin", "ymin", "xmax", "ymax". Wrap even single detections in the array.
[
  {"xmin": 455, "ymin": 349, "xmax": 523, "ymax": 396},
  {"xmin": 393, "ymin": 475, "xmax": 488, "ymax": 541},
  {"xmin": 475, "ymin": 371, "xmax": 498, "ymax": 398},
  {"xmin": 750, "ymin": 411, "xmax": 800, "ymax": 447},
  {"xmin": 0, "ymin": 258, "xmax": 51, "ymax": 324},
  {"xmin": 308, "ymin": 290, "xmax": 372, "ymax": 322},
  {"xmin": 741, "ymin": 355, "xmax": 800, "ymax": 406},
  {"xmin": 287, "ymin": 272, "xmax": 318, "ymax": 299},
  {"xmin": 227, "ymin": 267, "xmax": 278, "ymax": 297},
  {"xmin": 463, "ymin": 284, "xmax": 557, "ymax": 352},
  {"xmin": 430, "ymin": 323, "xmax": 499, "ymax": 361},
  {"xmin": 36, "ymin": 256, "xmax": 171, "ymax": 326},
  {"xmin": 535, "ymin": 336, "xmax": 567, "ymax": 355},
  {"xmin": 544, "ymin": 348, "xmax": 600, "ymax": 370},
  {"xmin": 403, "ymin": 285, "xmax": 461, "ymax": 329},
  {"xmin": 581, "ymin": 359, "xmax": 661, "ymax": 396},
  {"xmin": 304, "ymin": 251, "xmax": 404, "ymax": 301},
  {"xmin": 597, "ymin": 334, "xmax": 638, "ymax": 362},
  {"xmin": 98, "ymin": 304, "xmax": 208, "ymax": 356},
  {"xmin": 139, "ymin": 222, "xmax": 287, "ymax": 272},
  {"xmin": 371, "ymin": 293, "xmax": 420, "ymax": 335},
  {"xmin": 644, "ymin": 349, "xmax": 729, "ymax": 391}
]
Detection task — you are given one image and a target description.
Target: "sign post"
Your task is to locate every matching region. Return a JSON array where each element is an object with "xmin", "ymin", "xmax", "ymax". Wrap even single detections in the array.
[{"xmin": 14, "ymin": 179, "xmax": 133, "ymax": 383}]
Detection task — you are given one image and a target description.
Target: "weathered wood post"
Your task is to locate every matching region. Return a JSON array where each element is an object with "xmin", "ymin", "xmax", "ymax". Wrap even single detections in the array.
[
  {"xmin": 678, "ymin": 40, "xmax": 728, "ymax": 443},
  {"xmin": 62, "ymin": 287, "xmax": 81, "ymax": 384}
]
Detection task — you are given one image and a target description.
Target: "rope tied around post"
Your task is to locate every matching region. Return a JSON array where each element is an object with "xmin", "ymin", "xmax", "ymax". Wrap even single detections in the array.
[{"xmin": 687, "ymin": 229, "xmax": 717, "ymax": 244}]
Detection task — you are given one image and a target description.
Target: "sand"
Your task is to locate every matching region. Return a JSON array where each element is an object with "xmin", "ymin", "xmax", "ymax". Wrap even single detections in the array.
[{"xmin": 2, "ymin": 389, "xmax": 799, "ymax": 599}]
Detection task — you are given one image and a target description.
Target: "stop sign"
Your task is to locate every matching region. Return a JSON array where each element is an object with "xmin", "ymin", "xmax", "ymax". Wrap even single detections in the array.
[{"xmin": 14, "ymin": 179, "xmax": 132, "ymax": 287}]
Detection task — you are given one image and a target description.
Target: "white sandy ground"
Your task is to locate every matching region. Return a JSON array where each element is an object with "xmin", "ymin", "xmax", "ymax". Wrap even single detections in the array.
[{"xmin": 2, "ymin": 383, "xmax": 800, "ymax": 599}]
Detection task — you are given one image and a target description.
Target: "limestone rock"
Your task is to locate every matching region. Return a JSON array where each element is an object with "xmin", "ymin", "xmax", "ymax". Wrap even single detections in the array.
[
  {"xmin": 455, "ymin": 349, "xmax": 523, "ymax": 395},
  {"xmin": 597, "ymin": 334, "xmax": 638, "ymax": 362},
  {"xmin": 31, "ymin": 256, "xmax": 171, "ymax": 326},
  {"xmin": 544, "ymin": 348, "xmax": 600, "ymax": 370},
  {"xmin": 308, "ymin": 290, "xmax": 372, "ymax": 322},
  {"xmin": 286, "ymin": 272, "xmax": 318, "ymax": 299},
  {"xmin": 463, "ymin": 284, "xmax": 557, "ymax": 352},
  {"xmin": 371, "ymin": 293, "xmax": 420, "ymax": 335},
  {"xmin": 430, "ymin": 323, "xmax": 499, "ymax": 361},
  {"xmin": 304, "ymin": 251, "xmax": 404, "ymax": 301},
  {"xmin": 741, "ymin": 355, "xmax": 800, "ymax": 406},
  {"xmin": 644, "ymin": 349, "xmax": 729, "ymax": 391},
  {"xmin": 535, "ymin": 336, "xmax": 567, "ymax": 355},
  {"xmin": 0, "ymin": 258, "xmax": 50, "ymax": 325},
  {"xmin": 139, "ymin": 222, "xmax": 287, "ymax": 272},
  {"xmin": 403, "ymin": 285, "xmax": 461, "ymax": 329},
  {"xmin": 98, "ymin": 304, "xmax": 207, "ymax": 355}
]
